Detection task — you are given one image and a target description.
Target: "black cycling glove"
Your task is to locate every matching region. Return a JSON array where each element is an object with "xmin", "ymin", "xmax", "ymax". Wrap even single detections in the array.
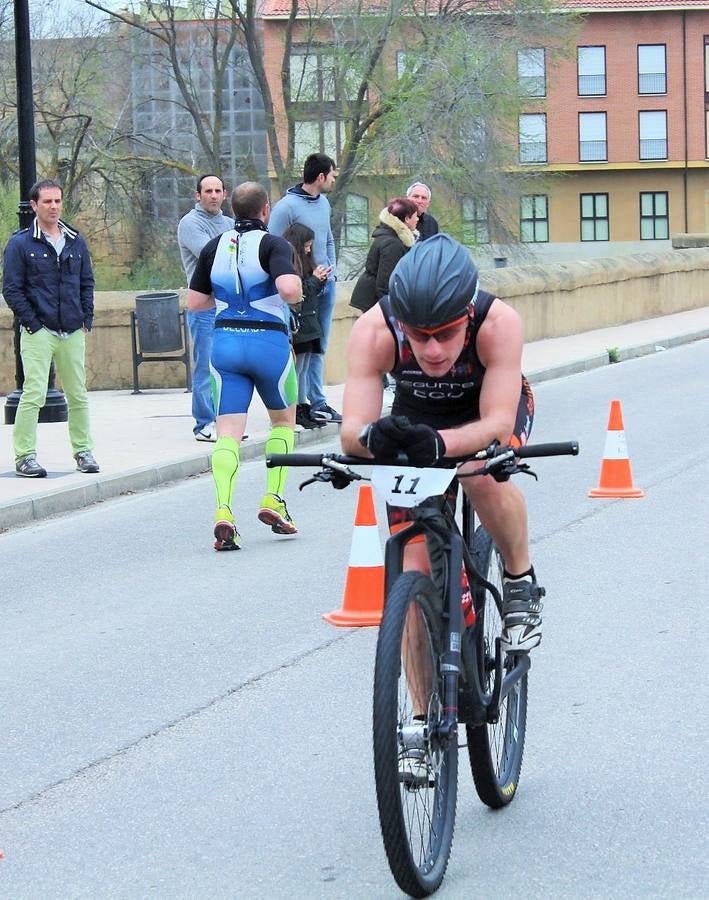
[{"xmin": 359, "ymin": 415, "xmax": 446, "ymax": 466}]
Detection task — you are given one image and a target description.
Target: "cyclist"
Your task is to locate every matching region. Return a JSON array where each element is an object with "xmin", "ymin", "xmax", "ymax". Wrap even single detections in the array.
[{"xmin": 341, "ymin": 233, "xmax": 543, "ymax": 652}]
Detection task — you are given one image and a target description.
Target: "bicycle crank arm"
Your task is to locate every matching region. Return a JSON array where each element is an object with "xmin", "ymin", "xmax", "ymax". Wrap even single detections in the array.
[{"xmin": 486, "ymin": 641, "xmax": 532, "ymax": 723}]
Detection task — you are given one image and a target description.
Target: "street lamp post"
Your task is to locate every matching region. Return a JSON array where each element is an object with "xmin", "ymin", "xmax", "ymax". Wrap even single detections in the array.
[{"xmin": 3, "ymin": 0, "xmax": 67, "ymax": 426}]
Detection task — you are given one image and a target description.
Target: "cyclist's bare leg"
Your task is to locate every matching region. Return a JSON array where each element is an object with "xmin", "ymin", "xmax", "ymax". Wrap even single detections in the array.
[
  {"xmin": 391, "ymin": 535, "xmax": 433, "ymax": 716},
  {"xmin": 402, "ymin": 603, "xmax": 434, "ymax": 718},
  {"xmin": 459, "ymin": 461, "xmax": 531, "ymax": 575}
]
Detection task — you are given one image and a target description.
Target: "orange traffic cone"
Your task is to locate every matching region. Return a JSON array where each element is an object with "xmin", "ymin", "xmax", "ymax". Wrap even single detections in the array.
[
  {"xmin": 323, "ymin": 484, "xmax": 384, "ymax": 626},
  {"xmin": 588, "ymin": 400, "xmax": 644, "ymax": 499}
]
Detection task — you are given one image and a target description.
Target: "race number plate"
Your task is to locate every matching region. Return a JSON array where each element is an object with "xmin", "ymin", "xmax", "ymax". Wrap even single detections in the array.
[{"xmin": 370, "ymin": 466, "xmax": 457, "ymax": 507}]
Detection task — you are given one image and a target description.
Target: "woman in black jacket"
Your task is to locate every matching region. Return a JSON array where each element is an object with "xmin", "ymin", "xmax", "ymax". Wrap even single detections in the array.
[{"xmin": 350, "ymin": 197, "xmax": 419, "ymax": 313}]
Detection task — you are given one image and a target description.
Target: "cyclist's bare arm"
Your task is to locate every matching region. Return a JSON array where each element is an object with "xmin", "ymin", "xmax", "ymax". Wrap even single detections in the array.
[
  {"xmin": 341, "ymin": 306, "xmax": 395, "ymax": 456},
  {"xmin": 438, "ymin": 300, "xmax": 524, "ymax": 458}
]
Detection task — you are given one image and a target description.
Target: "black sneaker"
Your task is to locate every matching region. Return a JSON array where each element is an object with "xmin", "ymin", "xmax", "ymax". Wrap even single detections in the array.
[
  {"xmin": 310, "ymin": 404, "xmax": 342, "ymax": 424},
  {"xmin": 75, "ymin": 450, "xmax": 100, "ymax": 473},
  {"xmin": 296, "ymin": 403, "xmax": 318, "ymax": 430},
  {"xmin": 15, "ymin": 454, "xmax": 47, "ymax": 478},
  {"xmin": 501, "ymin": 577, "xmax": 545, "ymax": 653}
]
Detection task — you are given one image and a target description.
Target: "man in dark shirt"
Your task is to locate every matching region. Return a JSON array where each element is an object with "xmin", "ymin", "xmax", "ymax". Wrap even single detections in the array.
[
  {"xmin": 406, "ymin": 182, "xmax": 439, "ymax": 241},
  {"xmin": 2, "ymin": 179, "xmax": 99, "ymax": 478}
]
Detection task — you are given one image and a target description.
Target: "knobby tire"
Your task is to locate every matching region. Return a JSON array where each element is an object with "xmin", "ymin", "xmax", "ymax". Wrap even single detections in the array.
[
  {"xmin": 373, "ymin": 571, "xmax": 458, "ymax": 898},
  {"xmin": 466, "ymin": 526, "xmax": 528, "ymax": 807}
]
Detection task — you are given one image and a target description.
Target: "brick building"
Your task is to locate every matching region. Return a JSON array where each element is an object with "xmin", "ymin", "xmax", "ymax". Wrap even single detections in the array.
[{"xmin": 515, "ymin": 0, "xmax": 709, "ymax": 261}]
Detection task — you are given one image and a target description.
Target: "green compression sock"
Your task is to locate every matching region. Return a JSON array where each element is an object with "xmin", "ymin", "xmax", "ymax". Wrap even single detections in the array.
[
  {"xmin": 265, "ymin": 425, "xmax": 294, "ymax": 497},
  {"xmin": 212, "ymin": 436, "xmax": 240, "ymax": 511}
]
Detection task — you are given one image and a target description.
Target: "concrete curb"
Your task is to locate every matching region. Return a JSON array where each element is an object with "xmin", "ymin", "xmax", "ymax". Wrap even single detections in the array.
[
  {"xmin": 2, "ymin": 328, "xmax": 706, "ymax": 529},
  {"xmin": 0, "ymin": 420, "xmax": 340, "ymax": 529}
]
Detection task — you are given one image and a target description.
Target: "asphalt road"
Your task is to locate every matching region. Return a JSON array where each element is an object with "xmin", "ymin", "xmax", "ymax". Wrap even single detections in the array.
[{"xmin": 1, "ymin": 340, "xmax": 708, "ymax": 899}]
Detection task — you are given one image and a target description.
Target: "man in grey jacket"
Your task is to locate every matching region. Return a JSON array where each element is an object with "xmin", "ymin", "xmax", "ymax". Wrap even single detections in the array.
[
  {"xmin": 177, "ymin": 174, "xmax": 234, "ymax": 441},
  {"xmin": 268, "ymin": 153, "xmax": 340, "ymax": 425}
]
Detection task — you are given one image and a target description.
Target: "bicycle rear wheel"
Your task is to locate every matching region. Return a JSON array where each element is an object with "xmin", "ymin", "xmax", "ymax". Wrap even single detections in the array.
[
  {"xmin": 466, "ymin": 526, "xmax": 528, "ymax": 807},
  {"xmin": 373, "ymin": 571, "xmax": 458, "ymax": 898}
]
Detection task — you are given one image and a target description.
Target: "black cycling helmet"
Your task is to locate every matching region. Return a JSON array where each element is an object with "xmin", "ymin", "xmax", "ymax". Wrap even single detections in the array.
[{"xmin": 388, "ymin": 233, "xmax": 479, "ymax": 328}]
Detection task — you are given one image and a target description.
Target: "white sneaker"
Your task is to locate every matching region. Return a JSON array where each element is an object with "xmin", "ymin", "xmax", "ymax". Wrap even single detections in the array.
[{"xmin": 195, "ymin": 423, "xmax": 216, "ymax": 442}]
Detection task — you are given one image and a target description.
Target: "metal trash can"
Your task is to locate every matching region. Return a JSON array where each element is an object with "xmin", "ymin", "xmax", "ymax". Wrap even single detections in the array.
[{"xmin": 134, "ymin": 291, "xmax": 182, "ymax": 352}]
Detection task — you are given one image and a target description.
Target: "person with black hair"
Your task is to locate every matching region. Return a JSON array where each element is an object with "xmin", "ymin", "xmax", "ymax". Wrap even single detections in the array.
[
  {"xmin": 282, "ymin": 223, "xmax": 330, "ymax": 430},
  {"xmin": 269, "ymin": 153, "xmax": 341, "ymax": 426}
]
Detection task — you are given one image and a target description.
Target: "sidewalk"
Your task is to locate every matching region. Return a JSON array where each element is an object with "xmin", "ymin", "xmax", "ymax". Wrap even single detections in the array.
[{"xmin": 2, "ymin": 306, "xmax": 708, "ymax": 530}]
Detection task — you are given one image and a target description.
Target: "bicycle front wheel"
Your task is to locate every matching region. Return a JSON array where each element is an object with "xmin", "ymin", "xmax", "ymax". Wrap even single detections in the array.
[
  {"xmin": 373, "ymin": 571, "xmax": 458, "ymax": 898},
  {"xmin": 466, "ymin": 526, "xmax": 528, "ymax": 807}
]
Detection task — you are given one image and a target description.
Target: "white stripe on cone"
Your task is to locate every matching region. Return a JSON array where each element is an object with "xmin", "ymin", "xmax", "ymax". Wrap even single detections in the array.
[
  {"xmin": 602, "ymin": 430, "xmax": 629, "ymax": 460},
  {"xmin": 348, "ymin": 524, "xmax": 384, "ymax": 568}
]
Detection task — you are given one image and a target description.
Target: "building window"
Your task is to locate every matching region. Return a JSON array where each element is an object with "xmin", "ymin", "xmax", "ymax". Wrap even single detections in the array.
[
  {"xmin": 639, "ymin": 110, "xmax": 667, "ymax": 160},
  {"xmin": 397, "ymin": 51, "xmax": 419, "ymax": 78},
  {"xmin": 640, "ymin": 191, "xmax": 669, "ymax": 239},
  {"xmin": 578, "ymin": 46, "xmax": 606, "ymax": 96},
  {"xmin": 290, "ymin": 50, "xmax": 336, "ymax": 102},
  {"xmin": 518, "ymin": 48, "xmax": 545, "ymax": 97},
  {"xmin": 579, "ymin": 112, "xmax": 607, "ymax": 161},
  {"xmin": 519, "ymin": 113, "xmax": 547, "ymax": 163},
  {"xmin": 580, "ymin": 193, "xmax": 609, "ymax": 241},
  {"xmin": 638, "ymin": 45, "xmax": 667, "ymax": 94},
  {"xmin": 520, "ymin": 195, "xmax": 548, "ymax": 242},
  {"xmin": 460, "ymin": 116, "xmax": 487, "ymax": 162},
  {"xmin": 462, "ymin": 197, "xmax": 489, "ymax": 244},
  {"xmin": 342, "ymin": 194, "xmax": 369, "ymax": 247},
  {"xmin": 293, "ymin": 119, "xmax": 341, "ymax": 168}
]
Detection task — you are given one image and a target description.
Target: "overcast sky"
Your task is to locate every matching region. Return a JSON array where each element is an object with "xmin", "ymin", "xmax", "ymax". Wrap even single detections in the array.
[{"xmin": 29, "ymin": 0, "xmax": 121, "ymax": 35}]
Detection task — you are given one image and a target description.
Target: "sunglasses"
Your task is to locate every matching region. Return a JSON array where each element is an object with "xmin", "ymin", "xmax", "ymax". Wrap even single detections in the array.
[{"xmin": 399, "ymin": 311, "xmax": 469, "ymax": 344}]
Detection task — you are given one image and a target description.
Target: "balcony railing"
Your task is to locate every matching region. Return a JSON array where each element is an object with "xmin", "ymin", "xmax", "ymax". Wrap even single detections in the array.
[
  {"xmin": 519, "ymin": 75, "xmax": 545, "ymax": 97},
  {"xmin": 578, "ymin": 73, "xmax": 606, "ymax": 95},
  {"xmin": 640, "ymin": 138, "xmax": 667, "ymax": 160},
  {"xmin": 519, "ymin": 140, "xmax": 547, "ymax": 163},
  {"xmin": 579, "ymin": 140, "xmax": 607, "ymax": 162},
  {"xmin": 639, "ymin": 72, "xmax": 666, "ymax": 94}
]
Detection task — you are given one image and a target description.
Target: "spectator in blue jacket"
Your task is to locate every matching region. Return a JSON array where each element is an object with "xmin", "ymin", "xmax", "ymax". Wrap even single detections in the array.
[
  {"xmin": 268, "ymin": 153, "xmax": 341, "ymax": 427},
  {"xmin": 2, "ymin": 179, "xmax": 98, "ymax": 478}
]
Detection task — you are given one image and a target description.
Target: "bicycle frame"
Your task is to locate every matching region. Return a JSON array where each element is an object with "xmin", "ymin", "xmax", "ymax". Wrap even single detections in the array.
[{"xmin": 383, "ymin": 491, "xmax": 531, "ymax": 739}]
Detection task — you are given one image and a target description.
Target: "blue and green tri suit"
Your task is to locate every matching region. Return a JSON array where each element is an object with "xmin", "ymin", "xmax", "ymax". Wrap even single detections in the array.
[{"xmin": 190, "ymin": 220, "xmax": 298, "ymax": 414}]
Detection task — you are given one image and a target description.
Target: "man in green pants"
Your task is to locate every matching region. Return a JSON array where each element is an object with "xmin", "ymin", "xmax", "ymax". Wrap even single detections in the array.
[{"xmin": 2, "ymin": 179, "xmax": 99, "ymax": 477}]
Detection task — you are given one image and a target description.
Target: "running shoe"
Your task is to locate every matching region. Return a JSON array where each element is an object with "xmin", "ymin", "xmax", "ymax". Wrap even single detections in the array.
[
  {"xmin": 15, "ymin": 454, "xmax": 47, "ymax": 478},
  {"xmin": 296, "ymin": 403, "xmax": 319, "ymax": 430},
  {"xmin": 257, "ymin": 493, "xmax": 298, "ymax": 535},
  {"xmin": 309, "ymin": 404, "xmax": 342, "ymax": 424},
  {"xmin": 213, "ymin": 506, "xmax": 241, "ymax": 551},
  {"xmin": 75, "ymin": 450, "xmax": 99, "ymax": 473},
  {"xmin": 500, "ymin": 577, "xmax": 545, "ymax": 652}
]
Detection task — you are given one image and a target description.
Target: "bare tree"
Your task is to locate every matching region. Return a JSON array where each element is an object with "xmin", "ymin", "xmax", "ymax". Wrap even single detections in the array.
[{"xmin": 81, "ymin": 0, "xmax": 577, "ymax": 246}]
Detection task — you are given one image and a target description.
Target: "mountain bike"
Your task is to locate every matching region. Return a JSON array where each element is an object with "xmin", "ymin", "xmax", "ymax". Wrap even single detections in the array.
[{"xmin": 267, "ymin": 439, "xmax": 578, "ymax": 897}]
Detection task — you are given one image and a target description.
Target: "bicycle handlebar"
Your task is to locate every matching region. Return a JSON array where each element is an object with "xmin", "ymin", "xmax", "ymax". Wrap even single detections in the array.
[
  {"xmin": 513, "ymin": 441, "xmax": 579, "ymax": 459},
  {"xmin": 266, "ymin": 440, "xmax": 579, "ymax": 469}
]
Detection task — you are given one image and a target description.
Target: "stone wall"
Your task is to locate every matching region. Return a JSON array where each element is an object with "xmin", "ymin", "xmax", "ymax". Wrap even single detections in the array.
[{"xmin": 2, "ymin": 247, "xmax": 708, "ymax": 392}]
